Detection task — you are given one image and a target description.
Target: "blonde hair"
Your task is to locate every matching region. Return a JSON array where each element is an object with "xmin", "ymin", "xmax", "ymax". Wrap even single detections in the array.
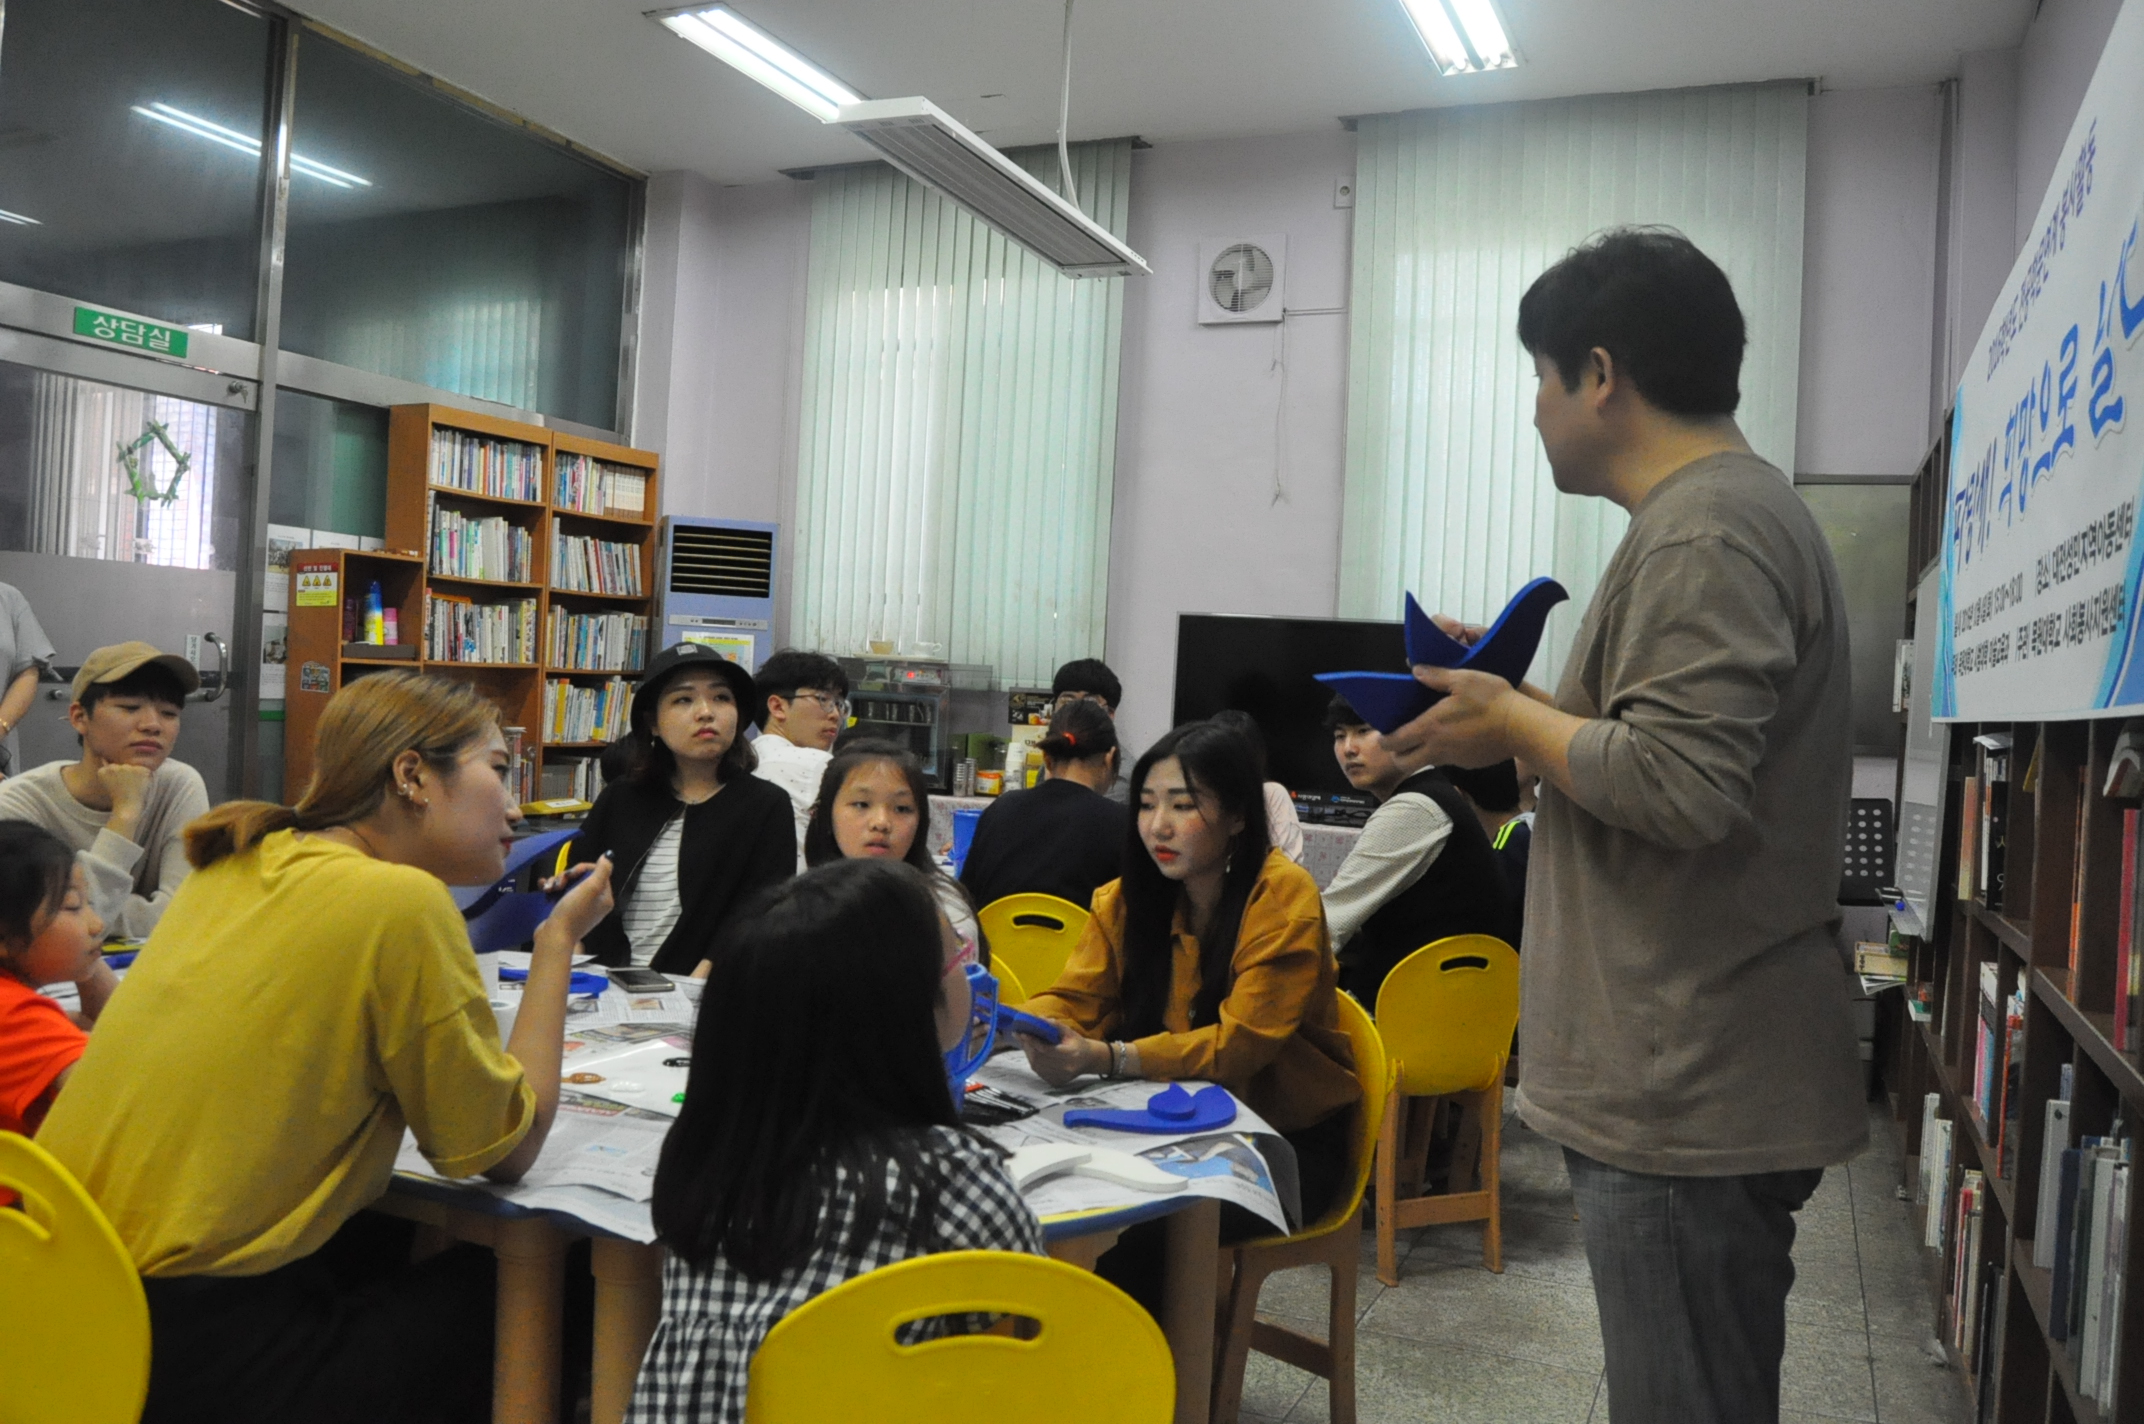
[{"xmin": 185, "ymin": 672, "xmax": 501, "ymax": 869}]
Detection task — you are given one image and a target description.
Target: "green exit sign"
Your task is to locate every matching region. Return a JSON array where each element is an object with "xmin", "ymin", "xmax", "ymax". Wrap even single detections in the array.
[{"xmin": 73, "ymin": 306, "xmax": 188, "ymax": 358}]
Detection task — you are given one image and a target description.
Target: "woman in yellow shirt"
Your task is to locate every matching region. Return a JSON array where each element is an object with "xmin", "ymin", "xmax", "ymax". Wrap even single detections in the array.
[
  {"xmin": 1016, "ymin": 719, "xmax": 1358, "ymax": 1301},
  {"xmin": 40, "ymin": 671, "xmax": 613, "ymax": 1424}
]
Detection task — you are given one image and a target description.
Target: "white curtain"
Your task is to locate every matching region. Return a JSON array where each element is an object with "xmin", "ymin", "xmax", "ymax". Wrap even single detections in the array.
[
  {"xmin": 1341, "ymin": 84, "xmax": 1808, "ymax": 689},
  {"xmin": 25, "ymin": 372, "xmax": 224, "ymax": 569},
  {"xmin": 791, "ymin": 140, "xmax": 1131, "ymax": 685}
]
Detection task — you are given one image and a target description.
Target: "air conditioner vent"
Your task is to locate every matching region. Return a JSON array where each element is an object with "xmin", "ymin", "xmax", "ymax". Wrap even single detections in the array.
[{"xmin": 669, "ymin": 525, "xmax": 773, "ymax": 599}]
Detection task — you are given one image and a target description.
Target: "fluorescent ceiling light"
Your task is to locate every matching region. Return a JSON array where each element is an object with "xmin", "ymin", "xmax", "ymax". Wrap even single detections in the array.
[
  {"xmin": 653, "ymin": 6, "xmax": 861, "ymax": 122},
  {"xmin": 0, "ymin": 208, "xmax": 40, "ymax": 226},
  {"xmin": 131, "ymin": 103, "xmax": 372, "ymax": 188},
  {"xmin": 832, "ymin": 98, "xmax": 1149, "ymax": 277},
  {"xmin": 1399, "ymin": 0, "xmax": 1518, "ymax": 74}
]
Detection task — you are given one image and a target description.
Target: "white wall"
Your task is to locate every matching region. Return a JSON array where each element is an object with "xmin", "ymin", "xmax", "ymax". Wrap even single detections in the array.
[
  {"xmin": 1103, "ymin": 131, "xmax": 1358, "ymax": 756},
  {"xmin": 2016, "ymin": 0, "xmax": 2126, "ymax": 249},
  {"xmin": 636, "ymin": 171, "xmax": 812, "ymax": 632},
  {"xmin": 1796, "ymin": 87, "xmax": 1944, "ymax": 477}
]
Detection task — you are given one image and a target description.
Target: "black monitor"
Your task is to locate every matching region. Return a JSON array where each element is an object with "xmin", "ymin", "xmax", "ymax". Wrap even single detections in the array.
[{"xmin": 1171, "ymin": 613, "xmax": 1406, "ymax": 794}]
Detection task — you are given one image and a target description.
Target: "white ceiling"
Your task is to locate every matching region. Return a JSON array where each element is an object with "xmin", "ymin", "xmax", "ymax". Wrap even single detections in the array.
[{"xmin": 289, "ymin": 0, "xmax": 2037, "ymax": 184}]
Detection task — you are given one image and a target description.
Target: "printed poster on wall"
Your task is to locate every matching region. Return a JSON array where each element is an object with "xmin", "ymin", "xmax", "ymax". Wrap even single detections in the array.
[{"xmin": 1935, "ymin": 0, "xmax": 2144, "ymax": 720}]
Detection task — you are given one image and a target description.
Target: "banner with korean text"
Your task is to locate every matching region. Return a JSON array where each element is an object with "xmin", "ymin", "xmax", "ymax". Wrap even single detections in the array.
[{"xmin": 1936, "ymin": 0, "xmax": 2144, "ymax": 719}]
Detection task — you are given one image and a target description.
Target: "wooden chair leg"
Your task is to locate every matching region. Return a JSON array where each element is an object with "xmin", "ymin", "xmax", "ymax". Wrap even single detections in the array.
[
  {"xmin": 1481, "ymin": 1075, "xmax": 1505, "ymax": 1274},
  {"xmin": 1209, "ymin": 1248, "xmax": 1271, "ymax": 1424},
  {"xmin": 1327, "ymin": 1214, "xmax": 1360, "ymax": 1424},
  {"xmin": 1397, "ymin": 1096, "xmax": 1437, "ymax": 1196},
  {"xmin": 1375, "ymin": 1084, "xmax": 1403, "ymax": 1287}
]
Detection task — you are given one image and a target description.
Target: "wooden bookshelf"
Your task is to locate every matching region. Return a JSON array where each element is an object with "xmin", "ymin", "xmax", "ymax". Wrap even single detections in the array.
[
  {"xmin": 1891, "ymin": 434, "xmax": 2144, "ymax": 1424},
  {"xmin": 284, "ymin": 405, "xmax": 660, "ymax": 805}
]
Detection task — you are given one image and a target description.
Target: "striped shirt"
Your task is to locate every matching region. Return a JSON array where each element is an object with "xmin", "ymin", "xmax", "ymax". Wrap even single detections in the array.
[{"xmin": 620, "ymin": 812, "xmax": 684, "ymax": 966}]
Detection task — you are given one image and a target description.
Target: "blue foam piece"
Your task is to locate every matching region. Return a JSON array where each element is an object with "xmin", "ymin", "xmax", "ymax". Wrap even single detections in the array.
[
  {"xmin": 497, "ymin": 966, "xmax": 611, "ymax": 996},
  {"xmin": 1315, "ymin": 577, "xmax": 1569, "ymax": 734},
  {"xmin": 1062, "ymin": 1083, "xmax": 1237, "ymax": 1134}
]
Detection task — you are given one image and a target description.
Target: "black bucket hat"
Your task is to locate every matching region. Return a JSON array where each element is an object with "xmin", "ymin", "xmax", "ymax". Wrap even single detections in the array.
[{"xmin": 631, "ymin": 642, "xmax": 764, "ymax": 734}]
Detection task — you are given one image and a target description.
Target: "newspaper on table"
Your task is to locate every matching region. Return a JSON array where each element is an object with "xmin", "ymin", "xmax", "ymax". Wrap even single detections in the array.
[
  {"xmin": 393, "ymin": 1090, "xmax": 662, "ymax": 1242},
  {"xmin": 967, "ymin": 1054, "xmax": 1292, "ymax": 1234}
]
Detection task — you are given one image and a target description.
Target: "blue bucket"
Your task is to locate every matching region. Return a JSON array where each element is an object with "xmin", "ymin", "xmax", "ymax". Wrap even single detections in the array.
[{"xmin": 950, "ymin": 807, "xmax": 984, "ymax": 874}]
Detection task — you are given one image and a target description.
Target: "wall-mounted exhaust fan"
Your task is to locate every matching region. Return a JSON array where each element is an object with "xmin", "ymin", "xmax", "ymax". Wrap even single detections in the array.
[{"xmin": 1197, "ymin": 235, "xmax": 1286, "ymax": 324}]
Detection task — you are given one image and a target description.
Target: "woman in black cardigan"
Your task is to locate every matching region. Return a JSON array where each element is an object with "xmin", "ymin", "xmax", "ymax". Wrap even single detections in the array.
[{"xmin": 569, "ymin": 643, "xmax": 795, "ymax": 974}]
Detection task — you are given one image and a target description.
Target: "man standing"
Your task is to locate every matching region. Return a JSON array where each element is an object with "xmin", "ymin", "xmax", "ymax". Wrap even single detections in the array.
[
  {"xmin": 0, "ymin": 642, "xmax": 209, "ymax": 938},
  {"xmin": 748, "ymin": 649, "xmax": 850, "ymax": 866},
  {"xmin": 1321, "ymin": 695, "xmax": 1511, "ymax": 1004},
  {"xmin": 1389, "ymin": 229, "xmax": 1864, "ymax": 1423}
]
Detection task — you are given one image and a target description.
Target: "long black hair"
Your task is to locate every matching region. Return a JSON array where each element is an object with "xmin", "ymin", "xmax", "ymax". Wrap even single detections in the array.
[
  {"xmin": 650, "ymin": 860, "xmax": 961, "ymax": 1277},
  {"xmin": 0, "ymin": 821, "xmax": 75, "ymax": 960},
  {"xmin": 1118, "ymin": 721, "xmax": 1270, "ymax": 1038}
]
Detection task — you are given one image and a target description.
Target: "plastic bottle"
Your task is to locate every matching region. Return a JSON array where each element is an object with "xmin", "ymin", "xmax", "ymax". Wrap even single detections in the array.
[
  {"xmin": 363, "ymin": 581, "xmax": 386, "ymax": 645},
  {"xmin": 382, "ymin": 608, "xmax": 399, "ymax": 646}
]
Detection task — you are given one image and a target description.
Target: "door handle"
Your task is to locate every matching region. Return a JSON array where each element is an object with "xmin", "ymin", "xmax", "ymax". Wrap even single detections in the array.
[{"xmin": 196, "ymin": 632, "xmax": 229, "ymax": 703}]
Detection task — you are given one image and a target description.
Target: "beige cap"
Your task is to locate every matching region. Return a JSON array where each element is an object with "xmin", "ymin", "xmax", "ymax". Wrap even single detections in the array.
[{"xmin": 72, "ymin": 641, "xmax": 201, "ymax": 704}]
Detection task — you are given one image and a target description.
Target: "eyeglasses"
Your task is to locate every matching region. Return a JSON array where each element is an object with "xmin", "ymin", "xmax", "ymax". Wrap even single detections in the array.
[
  {"xmin": 793, "ymin": 689, "xmax": 850, "ymax": 717},
  {"xmin": 1052, "ymin": 690, "xmax": 1109, "ymax": 711}
]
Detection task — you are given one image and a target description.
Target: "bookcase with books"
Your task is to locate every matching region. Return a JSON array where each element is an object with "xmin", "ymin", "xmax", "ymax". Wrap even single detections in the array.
[
  {"xmin": 283, "ymin": 405, "xmax": 659, "ymax": 810},
  {"xmin": 1888, "ymin": 433, "xmax": 2143, "ymax": 1424}
]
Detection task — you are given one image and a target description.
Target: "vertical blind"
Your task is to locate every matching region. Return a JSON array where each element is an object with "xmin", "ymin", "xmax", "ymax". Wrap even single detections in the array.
[
  {"xmin": 792, "ymin": 140, "xmax": 1132, "ymax": 685},
  {"xmin": 1340, "ymin": 85, "xmax": 1808, "ymax": 690}
]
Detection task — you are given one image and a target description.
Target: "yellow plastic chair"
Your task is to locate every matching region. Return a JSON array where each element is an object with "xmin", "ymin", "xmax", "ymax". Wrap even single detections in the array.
[
  {"xmin": 976, "ymin": 894, "xmax": 1089, "ymax": 999},
  {"xmin": 1210, "ymin": 990, "xmax": 1392, "ymax": 1424},
  {"xmin": 992, "ymin": 957, "xmax": 1029, "ymax": 1008},
  {"xmin": 744, "ymin": 1250, "xmax": 1173, "ymax": 1423},
  {"xmin": 1371, "ymin": 935, "xmax": 1521, "ymax": 1284},
  {"xmin": 0, "ymin": 1131, "xmax": 151, "ymax": 1424}
]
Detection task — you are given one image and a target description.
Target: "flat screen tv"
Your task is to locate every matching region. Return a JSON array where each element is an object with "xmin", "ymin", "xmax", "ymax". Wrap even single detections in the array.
[{"xmin": 1171, "ymin": 613, "xmax": 1406, "ymax": 794}]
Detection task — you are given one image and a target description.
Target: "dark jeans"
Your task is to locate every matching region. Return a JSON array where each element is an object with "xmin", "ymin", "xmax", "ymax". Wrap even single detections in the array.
[
  {"xmin": 140, "ymin": 1213, "xmax": 496, "ymax": 1424},
  {"xmin": 1563, "ymin": 1147, "xmax": 1824, "ymax": 1424}
]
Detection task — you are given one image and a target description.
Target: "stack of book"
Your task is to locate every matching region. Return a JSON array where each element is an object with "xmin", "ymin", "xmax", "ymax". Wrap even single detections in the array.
[
  {"xmin": 425, "ymin": 594, "xmax": 536, "ymax": 664},
  {"xmin": 539, "ymin": 754, "xmax": 606, "ymax": 804},
  {"xmin": 2046, "ymin": 1126, "xmax": 2131, "ymax": 1412},
  {"xmin": 503, "ymin": 726, "xmax": 535, "ymax": 805},
  {"xmin": 429, "ymin": 430, "xmax": 543, "ymax": 502},
  {"xmin": 550, "ymin": 521, "xmax": 643, "ymax": 595},
  {"xmin": 546, "ymin": 611, "xmax": 647, "ymax": 672},
  {"xmin": 1920, "ymin": 1092, "xmax": 1956, "ymax": 1249},
  {"xmin": 430, "ymin": 508, "xmax": 533, "ymax": 582},
  {"xmin": 543, "ymin": 676, "xmax": 633, "ymax": 744},
  {"xmin": 553, "ymin": 454, "xmax": 648, "ymax": 517}
]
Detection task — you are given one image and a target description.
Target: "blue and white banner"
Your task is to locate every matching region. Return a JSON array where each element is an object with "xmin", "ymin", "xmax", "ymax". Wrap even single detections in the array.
[{"xmin": 1936, "ymin": 0, "xmax": 2144, "ymax": 720}]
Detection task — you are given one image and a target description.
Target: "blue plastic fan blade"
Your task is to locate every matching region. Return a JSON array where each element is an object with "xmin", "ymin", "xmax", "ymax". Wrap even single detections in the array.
[
  {"xmin": 1314, "ymin": 578, "xmax": 1570, "ymax": 735},
  {"xmin": 1061, "ymin": 1084, "xmax": 1238, "ymax": 1134}
]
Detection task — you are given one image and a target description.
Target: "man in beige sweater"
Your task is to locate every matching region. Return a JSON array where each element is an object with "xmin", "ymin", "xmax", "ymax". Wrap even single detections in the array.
[{"xmin": 1390, "ymin": 229, "xmax": 1865, "ymax": 1424}]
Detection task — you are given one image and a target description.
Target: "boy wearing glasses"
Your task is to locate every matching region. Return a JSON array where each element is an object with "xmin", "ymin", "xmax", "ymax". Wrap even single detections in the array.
[{"xmin": 751, "ymin": 649, "xmax": 851, "ymax": 867}]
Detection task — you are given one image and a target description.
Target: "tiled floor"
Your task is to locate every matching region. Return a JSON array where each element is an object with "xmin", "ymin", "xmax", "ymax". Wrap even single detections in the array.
[{"xmin": 1233, "ymin": 1103, "xmax": 1974, "ymax": 1423}]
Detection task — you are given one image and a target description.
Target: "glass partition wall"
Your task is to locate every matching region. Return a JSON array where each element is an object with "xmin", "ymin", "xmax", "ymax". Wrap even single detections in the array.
[{"xmin": 0, "ymin": 0, "xmax": 643, "ymax": 799}]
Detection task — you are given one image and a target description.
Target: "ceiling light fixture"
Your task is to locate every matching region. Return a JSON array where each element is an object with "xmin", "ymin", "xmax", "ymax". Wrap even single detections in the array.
[
  {"xmin": 0, "ymin": 208, "xmax": 40, "ymax": 226},
  {"xmin": 833, "ymin": 98, "xmax": 1149, "ymax": 276},
  {"xmin": 1398, "ymin": 0, "xmax": 1518, "ymax": 74},
  {"xmin": 131, "ymin": 102, "xmax": 372, "ymax": 188},
  {"xmin": 652, "ymin": 6, "xmax": 861, "ymax": 121},
  {"xmin": 649, "ymin": 7, "xmax": 1148, "ymax": 278}
]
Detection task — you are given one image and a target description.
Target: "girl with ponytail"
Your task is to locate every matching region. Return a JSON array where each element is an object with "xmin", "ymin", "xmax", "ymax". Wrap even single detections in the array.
[
  {"xmin": 955, "ymin": 695, "xmax": 1128, "ymax": 915},
  {"xmin": 39, "ymin": 671, "xmax": 615, "ymax": 1423}
]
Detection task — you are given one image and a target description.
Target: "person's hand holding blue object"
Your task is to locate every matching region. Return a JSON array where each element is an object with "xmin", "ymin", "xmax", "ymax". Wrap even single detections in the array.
[{"xmin": 1315, "ymin": 578, "xmax": 1568, "ymax": 735}]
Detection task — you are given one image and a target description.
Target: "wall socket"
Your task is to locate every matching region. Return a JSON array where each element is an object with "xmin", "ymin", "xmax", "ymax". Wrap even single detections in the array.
[
  {"xmin": 1334, "ymin": 177, "xmax": 1355, "ymax": 209},
  {"xmin": 185, "ymin": 634, "xmax": 201, "ymax": 666}
]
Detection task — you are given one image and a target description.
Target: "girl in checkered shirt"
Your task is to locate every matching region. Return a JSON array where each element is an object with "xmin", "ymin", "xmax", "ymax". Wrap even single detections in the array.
[{"xmin": 628, "ymin": 859, "xmax": 1043, "ymax": 1423}]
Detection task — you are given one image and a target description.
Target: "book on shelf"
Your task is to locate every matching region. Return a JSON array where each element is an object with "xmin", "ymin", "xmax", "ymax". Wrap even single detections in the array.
[
  {"xmin": 2034, "ymin": 1094, "xmax": 2074, "ymax": 1267},
  {"xmin": 1958, "ymin": 774, "xmax": 1981, "ymax": 903},
  {"xmin": 543, "ymin": 676, "xmax": 633, "ymax": 745},
  {"xmin": 1855, "ymin": 941, "xmax": 1910, "ymax": 979},
  {"xmin": 545, "ymin": 610, "xmax": 648, "ymax": 672},
  {"xmin": 1996, "ymin": 983, "xmax": 2025, "ymax": 1176},
  {"xmin": 1950, "ymin": 1170, "xmax": 1985, "ymax": 1354},
  {"xmin": 553, "ymin": 453, "xmax": 648, "ymax": 517},
  {"xmin": 1971, "ymin": 961, "xmax": 2002, "ymax": 1132},
  {"xmin": 2066, "ymin": 1138, "xmax": 2132, "ymax": 1409},
  {"xmin": 550, "ymin": 519, "xmax": 645, "ymax": 596},
  {"xmin": 429, "ymin": 428, "xmax": 543, "ymax": 502},
  {"xmin": 1975, "ymin": 734, "xmax": 2010, "ymax": 909},
  {"xmin": 430, "ymin": 506, "xmax": 533, "ymax": 582},
  {"xmin": 503, "ymin": 726, "xmax": 535, "ymax": 805},
  {"xmin": 426, "ymin": 593, "xmax": 536, "ymax": 665},
  {"xmin": 2069, "ymin": 766, "xmax": 2090, "ymax": 977},
  {"xmin": 539, "ymin": 753, "xmax": 607, "ymax": 804},
  {"xmin": 1924, "ymin": 1115, "xmax": 1956, "ymax": 1250},
  {"xmin": 1917, "ymin": 1093, "xmax": 1941, "ymax": 1209},
  {"xmin": 2120, "ymin": 804, "xmax": 2144, "ymax": 1054}
]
